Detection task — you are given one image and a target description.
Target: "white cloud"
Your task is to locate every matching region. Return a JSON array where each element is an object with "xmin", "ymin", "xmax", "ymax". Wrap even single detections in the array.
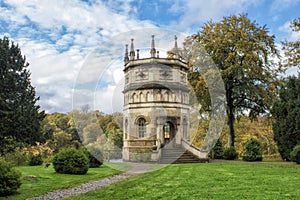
[
  {"xmin": 4, "ymin": 0, "xmax": 290, "ymax": 114},
  {"xmin": 279, "ymin": 21, "xmax": 300, "ymax": 42},
  {"xmin": 166, "ymin": 0, "xmax": 259, "ymax": 32},
  {"xmin": 1, "ymin": 0, "xmax": 156, "ymax": 113},
  {"xmin": 270, "ymin": 0, "xmax": 300, "ymax": 12}
]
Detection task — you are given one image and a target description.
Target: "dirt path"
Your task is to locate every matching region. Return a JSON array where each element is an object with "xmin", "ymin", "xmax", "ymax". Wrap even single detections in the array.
[{"xmin": 27, "ymin": 162, "xmax": 151, "ymax": 200}]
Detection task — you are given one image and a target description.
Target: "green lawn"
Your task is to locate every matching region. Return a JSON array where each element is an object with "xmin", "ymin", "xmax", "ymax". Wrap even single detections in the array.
[
  {"xmin": 1, "ymin": 163, "xmax": 129, "ymax": 200},
  {"xmin": 68, "ymin": 161, "xmax": 300, "ymax": 200}
]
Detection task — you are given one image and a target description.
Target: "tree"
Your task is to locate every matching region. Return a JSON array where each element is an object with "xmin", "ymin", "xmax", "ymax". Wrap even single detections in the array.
[
  {"xmin": 0, "ymin": 37, "xmax": 45, "ymax": 155},
  {"xmin": 271, "ymin": 76, "xmax": 300, "ymax": 161},
  {"xmin": 184, "ymin": 14, "xmax": 279, "ymax": 147},
  {"xmin": 209, "ymin": 138, "xmax": 224, "ymax": 159},
  {"xmin": 282, "ymin": 18, "xmax": 300, "ymax": 69}
]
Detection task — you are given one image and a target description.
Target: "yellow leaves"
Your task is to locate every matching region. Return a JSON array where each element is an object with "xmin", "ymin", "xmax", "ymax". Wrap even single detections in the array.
[{"xmin": 22, "ymin": 141, "xmax": 54, "ymax": 156}]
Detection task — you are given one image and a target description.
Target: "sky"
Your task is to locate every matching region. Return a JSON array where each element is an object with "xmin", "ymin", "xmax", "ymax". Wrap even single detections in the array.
[{"xmin": 0, "ymin": 0, "xmax": 299, "ymax": 114}]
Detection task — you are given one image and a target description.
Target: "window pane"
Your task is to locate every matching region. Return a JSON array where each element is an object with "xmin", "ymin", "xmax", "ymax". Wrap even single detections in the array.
[{"xmin": 138, "ymin": 118, "xmax": 146, "ymax": 138}]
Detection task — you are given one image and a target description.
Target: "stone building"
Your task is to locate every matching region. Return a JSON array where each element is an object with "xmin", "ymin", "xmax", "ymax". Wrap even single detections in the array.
[{"xmin": 122, "ymin": 35, "xmax": 204, "ymax": 162}]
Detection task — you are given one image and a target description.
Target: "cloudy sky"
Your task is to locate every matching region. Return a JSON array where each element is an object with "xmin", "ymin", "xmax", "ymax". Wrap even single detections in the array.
[{"xmin": 1, "ymin": 0, "xmax": 299, "ymax": 114}]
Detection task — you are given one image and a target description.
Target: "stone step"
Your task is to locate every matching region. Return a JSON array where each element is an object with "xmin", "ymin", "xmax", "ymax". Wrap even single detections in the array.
[{"xmin": 159, "ymin": 146, "xmax": 209, "ymax": 164}]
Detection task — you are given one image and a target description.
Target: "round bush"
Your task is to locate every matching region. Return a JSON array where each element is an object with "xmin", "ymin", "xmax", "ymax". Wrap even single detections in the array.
[
  {"xmin": 0, "ymin": 158, "xmax": 22, "ymax": 197},
  {"xmin": 242, "ymin": 138, "xmax": 263, "ymax": 162},
  {"xmin": 290, "ymin": 145, "xmax": 300, "ymax": 164},
  {"xmin": 223, "ymin": 146, "xmax": 238, "ymax": 160},
  {"xmin": 52, "ymin": 148, "xmax": 89, "ymax": 174},
  {"xmin": 29, "ymin": 154, "xmax": 43, "ymax": 166},
  {"xmin": 81, "ymin": 147, "xmax": 103, "ymax": 168}
]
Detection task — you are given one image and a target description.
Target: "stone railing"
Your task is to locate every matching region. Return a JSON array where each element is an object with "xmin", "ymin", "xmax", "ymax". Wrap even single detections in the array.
[{"xmin": 181, "ymin": 138, "xmax": 209, "ymax": 159}]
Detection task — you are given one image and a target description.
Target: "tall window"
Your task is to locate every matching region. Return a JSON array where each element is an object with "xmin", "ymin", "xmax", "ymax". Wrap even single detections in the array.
[{"xmin": 138, "ymin": 118, "xmax": 146, "ymax": 138}]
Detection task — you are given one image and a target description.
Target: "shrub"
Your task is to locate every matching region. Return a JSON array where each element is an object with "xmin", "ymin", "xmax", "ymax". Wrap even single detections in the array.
[
  {"xmin": 29, "ymin": 154, "xmax": 43, "ymax": 166},
  {"xmin": 132, "ymin": 149, "xmax": 152, "ymax": 162},
  {"xmin": 290, "ymin": 145, "xmax": 300, "ymax": 164},
  {"xmin": 209, "ymin": 139, "xmax": 224, "ymax": 159},
  {"xmin": 242, "ymin": 138, "xmax": 263, "ymax": 162},
  {"xmin": 223, "ymin": 146, "xmax": 238, "ymax": 160},
  {"xmin": 0, "ymin": 158, "xmax": 22, "ymax": 197},
  {"xmin": 52, "ymin": 148, "xmax": 89, "ymax": 174},
  {"xmin": 81, "ymin": 147, "xmax": 103, "ymax": 168},
  {"xmin": 3, "ymin": 148, "xmax": 28, "ymax": 166}
]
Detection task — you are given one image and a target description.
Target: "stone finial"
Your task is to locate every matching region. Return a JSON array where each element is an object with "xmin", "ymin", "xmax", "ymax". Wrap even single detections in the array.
[
  {"xmin": 129, "ymin": 38, "xmax": 135, "ymax": 60},
  {"xmin": 124, "ymin": 44, "xmax": 129, "ymax": 64},
  {"xmin": 150, "ymin": 35, "xmax": 156, "ymax": 58},
  {"xmin": 174, "ymin": 35, "xmax": 179, "ymax": 58}
]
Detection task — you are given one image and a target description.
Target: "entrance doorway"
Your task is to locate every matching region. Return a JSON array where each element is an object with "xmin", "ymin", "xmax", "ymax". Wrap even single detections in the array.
[{"xmin": 163, "ymin": 122, "xmax": 175, "ymax": 147}]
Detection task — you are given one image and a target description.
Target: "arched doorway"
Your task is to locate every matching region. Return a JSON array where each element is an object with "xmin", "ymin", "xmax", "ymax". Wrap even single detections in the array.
[{"xmin": 163, "ymin": 122, "xmax": 175, "ymax": 147}]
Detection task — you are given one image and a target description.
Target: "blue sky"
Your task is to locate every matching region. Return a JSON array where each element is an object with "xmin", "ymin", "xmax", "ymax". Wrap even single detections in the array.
[{"xmin": 0, "ymin": 0, "xmax": 299, "ymax": 113}]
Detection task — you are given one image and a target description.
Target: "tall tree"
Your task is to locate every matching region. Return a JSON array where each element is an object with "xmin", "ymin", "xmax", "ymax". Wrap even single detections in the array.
[
  {"xmin": 271, "ymin": 76, "xmax": 300, "ymax": 161},
  {"xmin": 282, "ymin": 18, "xmax": 300, "ymax": 69},
  {"xmin": 184, "ymin": 14, "xmax": 279, "ymax": 147},
  {"xmin": 0, "ymin": 37, "xmax": 44, "ymax": 154}
]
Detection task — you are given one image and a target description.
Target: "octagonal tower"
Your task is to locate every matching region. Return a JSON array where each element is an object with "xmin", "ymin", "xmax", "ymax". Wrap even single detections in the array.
[{"xmin": 122, "ymin": 35, "xmax": 191, "ymax": 162}]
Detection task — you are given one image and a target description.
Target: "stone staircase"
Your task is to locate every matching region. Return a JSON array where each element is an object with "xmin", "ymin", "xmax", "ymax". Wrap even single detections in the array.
[{"xmin": 159, "ymin": 145, "xmax": 209, "ymax": 164}]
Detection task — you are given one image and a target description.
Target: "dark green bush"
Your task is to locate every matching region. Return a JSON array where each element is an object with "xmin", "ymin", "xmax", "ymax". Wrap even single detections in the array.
[
  {"xmin": 242, "ymin": 138, "xmax": 263, "ymax": 162},
  {"xmin": 290, "ymin": 145, "xmax": 300, "ymax": 164},
  {"xmin": 209, "ymin": 139, "xmax": 224, "ymax": 159},
  {"xmin": 81, "ymin": 147, "xmax": 103, "ymax": 168},
  {"xmin": 29, "ymin": 154, "xmax": 43, "ymax": 166},
  {"xmin": 52, "ymin": 148, "xmax": 89, "ymax": 174},
  {"xmin": 0, "ymin": 158, "xmax": 22, "ymax": 197},
  {"xmin": 223, "ymin": 146, "xmax": 238, "ymax": 160}
]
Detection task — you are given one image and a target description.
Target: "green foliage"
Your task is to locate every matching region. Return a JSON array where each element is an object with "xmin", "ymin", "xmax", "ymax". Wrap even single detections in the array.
[
  {"xmin": 209, "ymin": 139, "xmax": 224, "ymax": 159},
  {"xmin": 29, "ymin": 154, "xmax": 43, "ymax": 166},
  {"xmin": 290, "ymin": 145, "xmax": 300, "ymax": 164},
  {"xmin": 106, "ymin": 128, "xmax": 123, "ymax": 149},
  {"xmin": 0, "ymin": 158, "xmax": 22, "ymax": 196},
  {"xmin": 282, "ymin": 18, "xmax": 300, "ymax": 69},
  {"xmin": 242, "ymin": 138, "xmax": 263, "ymax": 161},
  {"xmin": 3, "ymin": 148, "xmax": 28, "ymax": 166},
  {"xmin": 184, "ymin": 14, "xmax": 280, "ymax": 147},
  {"xmin": 0, "ymin": 37, "xmax": 45, "ymax": 155},
  {"xmin": 271, "ymin": 76, "xmax": 300, "ymax": 160},
  {"xmin": 47, "ymin": 131, "xmax": 74, "ymax": 153},
  {"xmin": 223, "ymin": 146, "xmax": 238, "ymax": 160},
  {"xmin": 52, "ymin": 148, "xmax": 89, "ymax": 174},
  {"xmin": 81, "ymin": 147, "xmax": 103, "ymax": 168}
]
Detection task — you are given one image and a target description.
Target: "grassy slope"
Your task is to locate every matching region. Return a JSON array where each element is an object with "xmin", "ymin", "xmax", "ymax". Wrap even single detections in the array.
[
  {"xmin": 68, "ymin": 162, "xmax": 300, "ymax": 200},
  {"xmin": 1, "ymin": 164, "xmax": 128, "ymax": 200}
]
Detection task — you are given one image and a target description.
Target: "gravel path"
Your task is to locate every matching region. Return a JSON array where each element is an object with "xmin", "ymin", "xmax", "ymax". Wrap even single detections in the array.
[{"xmin": 27, "ymin": 162, "xmax": 151, "ymax": 200}]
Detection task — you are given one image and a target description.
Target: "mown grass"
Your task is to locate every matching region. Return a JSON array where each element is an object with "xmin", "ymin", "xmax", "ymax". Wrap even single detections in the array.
[
  {"xmin": 1, "ymin": 163, "xmax": 130, "ymax": 200},
  {"xmin": 68, "ymin": 161, "xmax": 300, "ymax": 200}
]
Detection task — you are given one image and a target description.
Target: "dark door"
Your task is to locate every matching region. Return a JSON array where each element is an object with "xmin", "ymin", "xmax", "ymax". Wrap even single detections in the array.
[{"xmin": 163, "ymin": 122, "xmax": 174, "ymax": 147}]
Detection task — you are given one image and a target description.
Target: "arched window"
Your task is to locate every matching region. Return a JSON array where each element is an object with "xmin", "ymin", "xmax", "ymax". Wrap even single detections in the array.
[
  {"xmin": 164, "ymin": 91, "xmax": 169, "ymax": 101},
  {"xmin": 132, "ymin": 93, "xmax": 136, "ymax": 103},
  {"xmin": 139, "ymin": 92, "xmax": 143, "ymax": 102},
  {"xmin": 146, "ymin": 92, "xmax": 150, "ymax": 102},
  {"xmin": 125, "ymin": 118, "xmax": 128, "ymax": 139},
  {"xmin": 138, "ymin": 118, "xmax": 146, "ymax": 138}
]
